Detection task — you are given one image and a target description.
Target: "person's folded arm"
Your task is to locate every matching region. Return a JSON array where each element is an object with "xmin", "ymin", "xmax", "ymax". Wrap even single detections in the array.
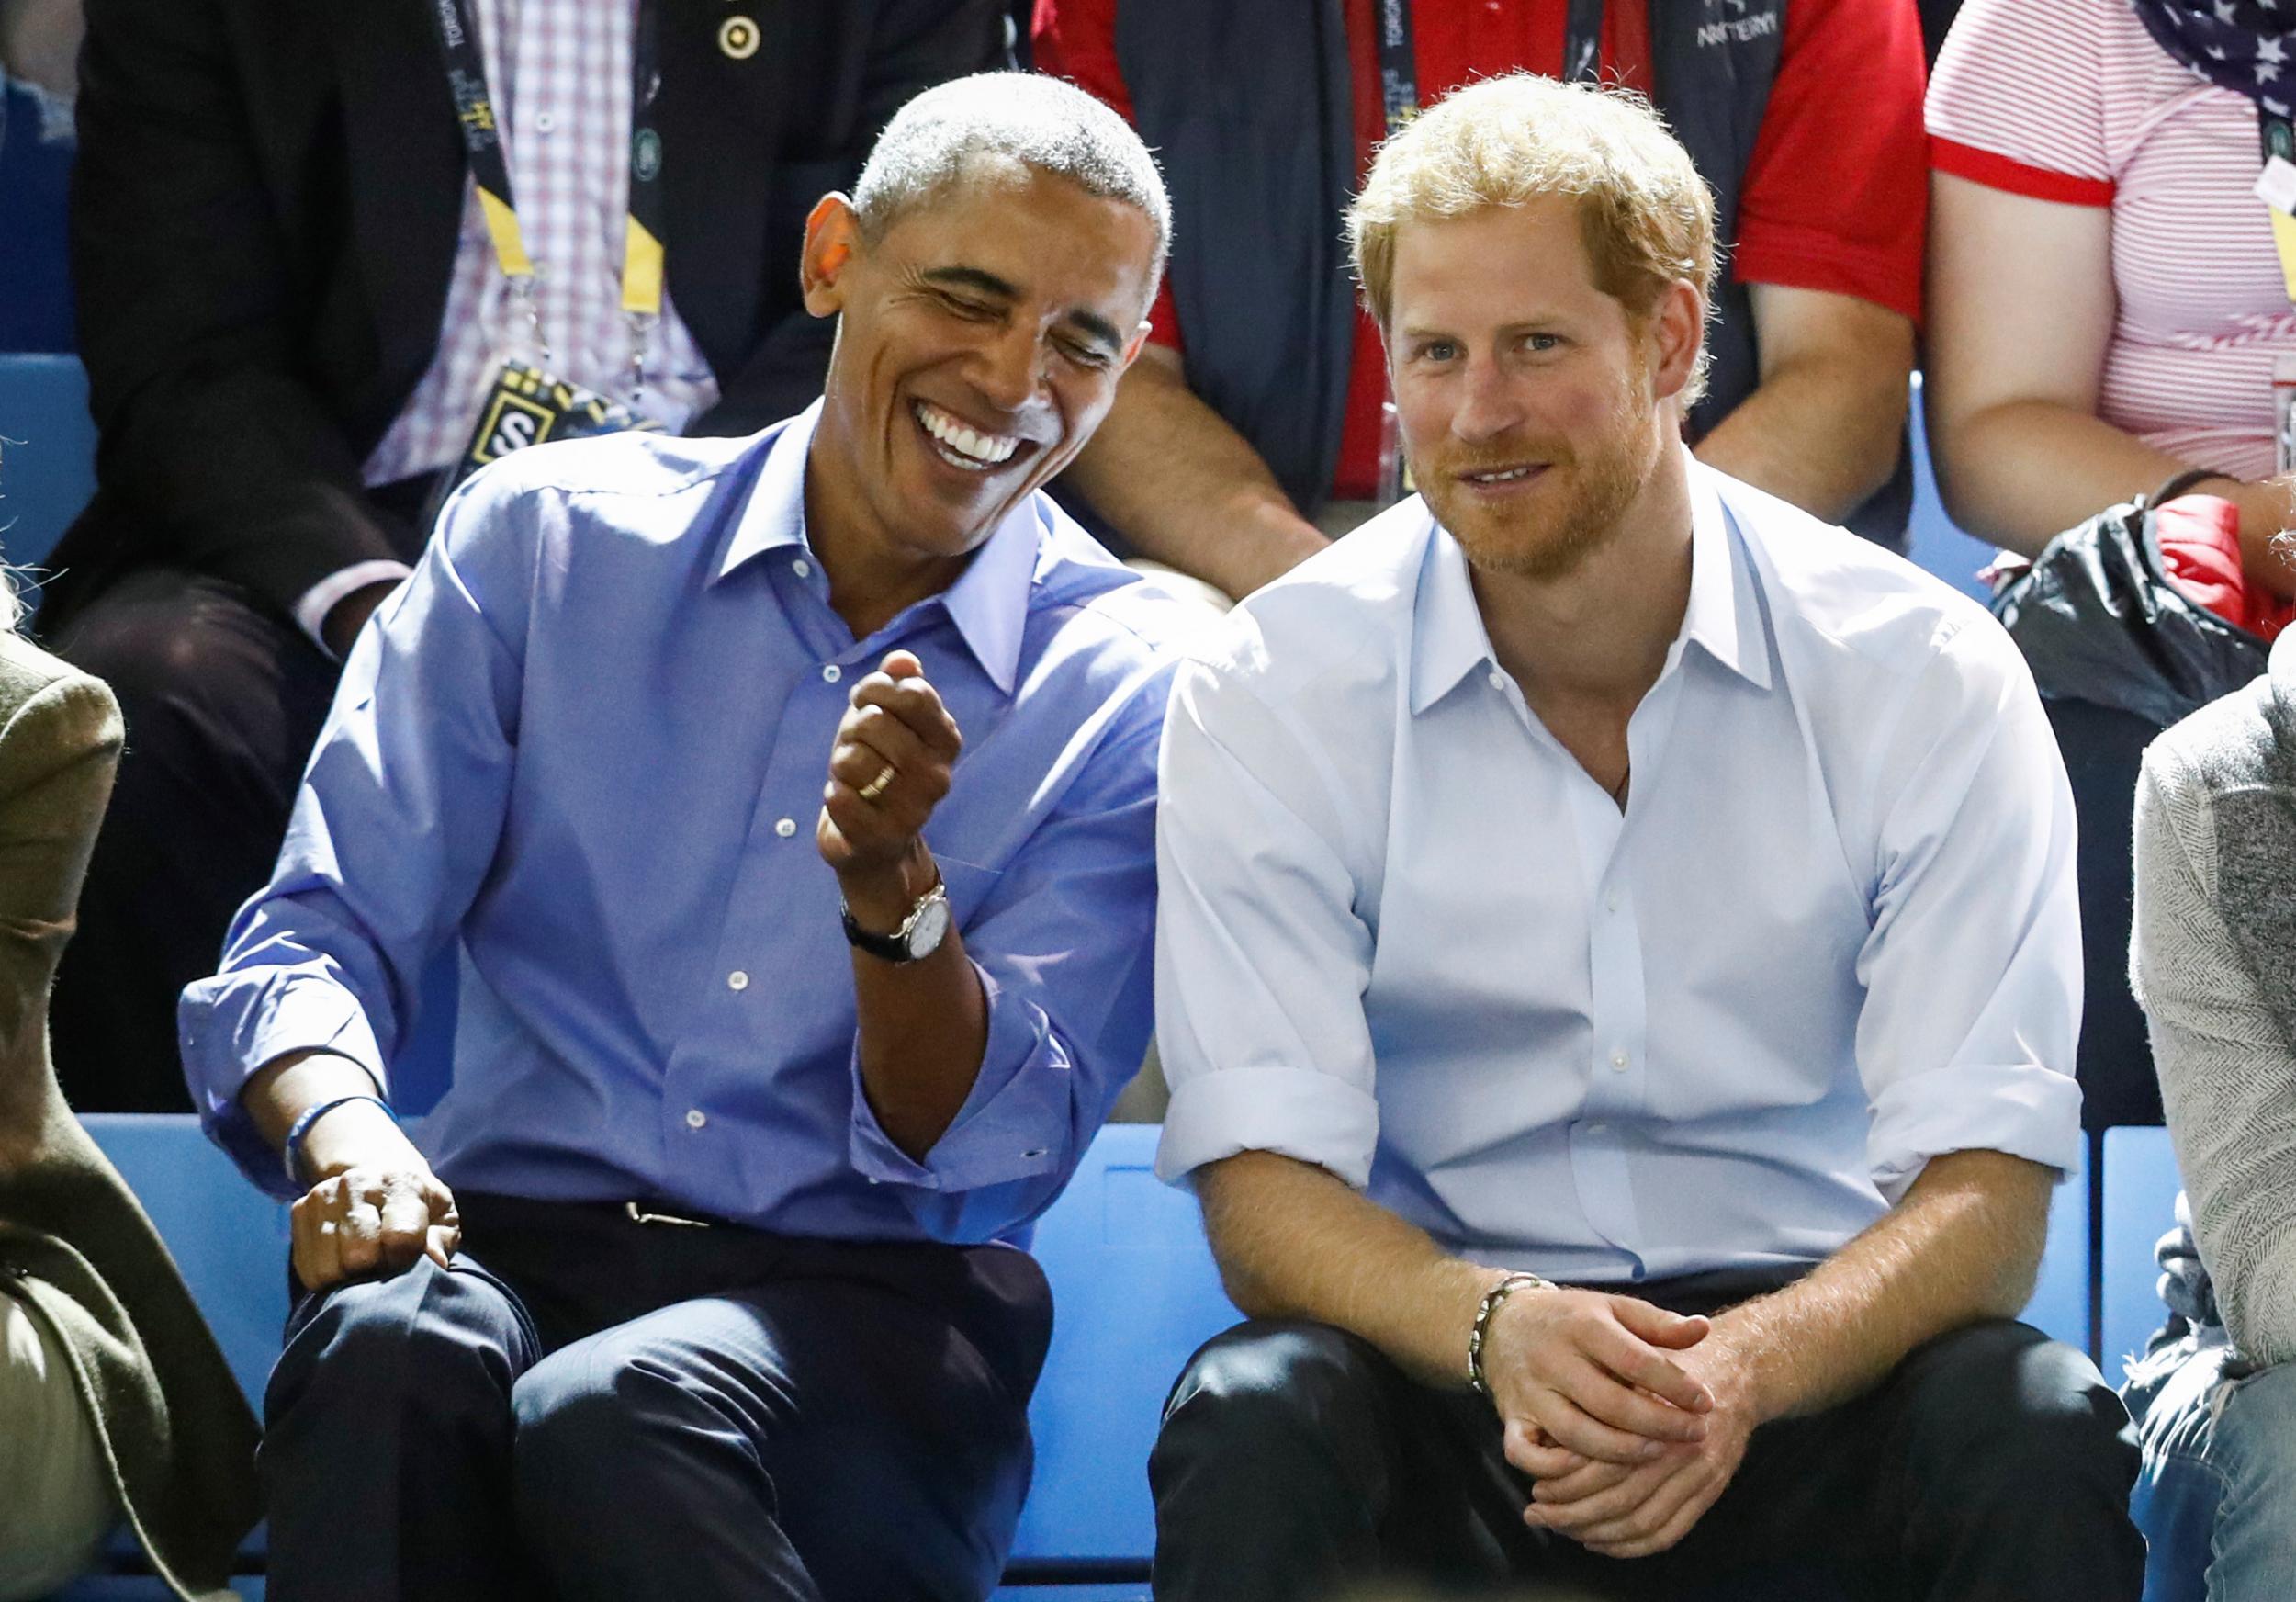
[
  {"xmin": 845, "ymin": 659, "xmax": 1176, "ymax": 1243},
  {"xmin": 1692, "ymin": 284, "xmax": 1913, "ymax": 524},
  {"xmin": 177, "ymin": 463, "xmax": 535, "ymax": 1197},
  {"xmin": 1927, "ymin": 173, "xmax": 2296, "ymax": 592},
  {"xmin": 1059, "ymin": 346, "xmax": 1330, "ymax": 602},
  {"xmin": 2133, "ymin": 747, "xmax": 2296, "ymax": 1366},
  {"xmin": 70, "ymin": 0, "xmax": 417, "ymax": 614}
]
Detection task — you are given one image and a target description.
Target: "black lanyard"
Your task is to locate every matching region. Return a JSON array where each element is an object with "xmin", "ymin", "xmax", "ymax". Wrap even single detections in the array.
[
  {"xmin": 424, "ymin": 0, "xmax": 667, "ymax": 329},
  {"xmin": 1374, "ymin": 0, "xmax": 1607, "ymax": 140}
]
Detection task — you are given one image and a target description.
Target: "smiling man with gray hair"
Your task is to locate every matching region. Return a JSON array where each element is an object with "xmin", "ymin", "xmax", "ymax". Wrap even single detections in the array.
[{"xmin": 177, "ymin": 71, "xmax": 1187, "ymax": 1602}]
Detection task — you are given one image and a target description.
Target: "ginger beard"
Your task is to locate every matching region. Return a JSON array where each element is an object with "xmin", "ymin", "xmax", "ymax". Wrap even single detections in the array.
[{"xmin": 1410, "ymin": 337, "xmax": 1666, "ymax": 583}]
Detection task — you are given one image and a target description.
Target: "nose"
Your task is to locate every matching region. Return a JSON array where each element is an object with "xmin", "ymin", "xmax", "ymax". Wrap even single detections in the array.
[
  {"xmin": 1450, "ymin": 352, "xmax": 1524, "ymax": 446},
  {"xmin": 971, "ymin": 322, "xmax": 1045, "ymax": 417}
]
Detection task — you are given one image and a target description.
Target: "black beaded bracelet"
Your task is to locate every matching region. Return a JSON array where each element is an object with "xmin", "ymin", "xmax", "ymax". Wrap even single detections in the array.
[{"xmin": 1468, "ymin": 1271, "xmax": 1552, "ymax": 1399}]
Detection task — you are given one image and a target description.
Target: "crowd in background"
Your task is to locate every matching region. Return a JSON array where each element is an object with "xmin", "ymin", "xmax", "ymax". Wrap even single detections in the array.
[{"xmin": 2, "ymin": 0, "xmax": 2295, "ymax": 1599}]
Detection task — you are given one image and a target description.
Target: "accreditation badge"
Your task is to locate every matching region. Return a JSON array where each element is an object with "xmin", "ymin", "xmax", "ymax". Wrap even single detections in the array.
[{"xmin": 423, "ymin": 358, "xmax": 664, "ymax": 525}]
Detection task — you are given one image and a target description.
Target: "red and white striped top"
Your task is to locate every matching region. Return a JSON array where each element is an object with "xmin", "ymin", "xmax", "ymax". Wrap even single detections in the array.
[{"xmin": 1928, "ymin": 0, "xmax": 2296, "ymax": 481}]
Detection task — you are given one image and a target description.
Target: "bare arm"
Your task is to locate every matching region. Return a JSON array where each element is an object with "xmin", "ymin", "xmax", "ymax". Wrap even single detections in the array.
[
  {"xmin": 1528, "ymin": 1147, "xmax": 2054, "ymax": 1558},
  {"xmin": 1926, "ymin": 172, "xmax": 2296, "ymax": 591},
  {"xmin": 1199, "ymin": 1149, "xmax": 1716, "ymax": 1469},
  {"xmin": 1058, "ymin": 345, "xmax": 1329, "ymax": 602},
  {"xmin": 1694, "ymin": 284, "xmax": 1915, "ymax": 523}
]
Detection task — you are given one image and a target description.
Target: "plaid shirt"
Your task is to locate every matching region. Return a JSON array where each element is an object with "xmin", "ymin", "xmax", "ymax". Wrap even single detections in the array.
[{"xmin": 364, "ymin": 0, "xmax": 719, "ymax": 489}]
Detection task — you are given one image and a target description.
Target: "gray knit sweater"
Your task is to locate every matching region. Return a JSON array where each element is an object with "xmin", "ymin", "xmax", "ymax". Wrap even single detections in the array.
[{"xmin": 2130, "ymin": 629, "xmax": 2296, "ymax": 1366}]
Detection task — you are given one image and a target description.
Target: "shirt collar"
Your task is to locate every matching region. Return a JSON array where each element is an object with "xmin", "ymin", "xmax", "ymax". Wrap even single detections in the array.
[
  {"xmin": 714, "ymin": 399, "xmax": 1038, "ymax": 695},
  {"xmin": 1408, "ymin": 456, "xmax": 1771, "ymax": 716}
]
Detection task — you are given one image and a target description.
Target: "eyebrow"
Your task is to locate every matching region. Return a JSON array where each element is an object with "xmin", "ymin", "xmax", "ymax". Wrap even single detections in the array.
[{"xmin": 920, "ymin": 265, "xmax": 1126, "ymax": 356}]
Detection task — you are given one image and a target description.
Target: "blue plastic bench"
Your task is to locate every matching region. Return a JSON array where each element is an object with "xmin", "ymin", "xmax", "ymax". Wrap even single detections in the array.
[
  {"xmin": 0, "ymin": 351, "xmax": 96, "ymax": 570},
  {"xmin": 2101, "ymin": 1125, "xmax": 2183, "ymax": 1382}
]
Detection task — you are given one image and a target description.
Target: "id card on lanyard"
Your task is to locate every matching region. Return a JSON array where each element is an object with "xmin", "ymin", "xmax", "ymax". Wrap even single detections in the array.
[
  {"xmin": 1372, "ymin": 0, "xmax": 1607, "ymax": 506},
  {"xmin": 2256, "ymin": 108, "xmax": 2296, "ymax": 471},
  {"xmin": 422, "ymin": 0, "xmax": 670, "ymax": 521}
]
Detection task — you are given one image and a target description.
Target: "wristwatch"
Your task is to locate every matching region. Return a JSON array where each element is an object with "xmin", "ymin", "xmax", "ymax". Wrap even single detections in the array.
[{"xmin": 840, "ymin": 880, "xmax": 951, "ymax": 964}]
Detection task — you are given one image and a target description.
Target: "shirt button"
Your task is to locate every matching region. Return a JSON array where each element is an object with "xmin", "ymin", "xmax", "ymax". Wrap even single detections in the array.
[
  {"xmin": 1605, "ymin": 892, "xmax": 1620, "ymax": 913},
  {"xmin": 534, "ymin": 110, "xmax": 557, "ymax": 133},
  {"xmin": 822, "ymin": 663, "xmax": 842, "ymax": 683},
  {"xmin": 726, "ymin": 970, "xmax": 749, "ymax": 991},
  {"xmin": 774, "ymin": 818, "xmax": 797, "ymax": 838},
  {"xmin": 1610, "ymin": 1050, "xmax": 1629, "ymax": 1072},
  {"xmin": 792, "ymin": 558, "xmax": 812, "ymax": 579},
  {"xmin": 685, "ymin": 1109, "xmax": 707, "ymax": 1130},
  {"xmin": 1486, "ymin": 670, "xmax": 1505, "ymax": 691}
]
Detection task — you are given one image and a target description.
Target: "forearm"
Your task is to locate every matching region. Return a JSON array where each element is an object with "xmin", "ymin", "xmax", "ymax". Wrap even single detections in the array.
[
  {"xmin": 1932, "ymin": 398, "xmax": 2296, "ymax": 592},
  {"xmin": 1198, "ymin": 1149, "xmax": 1503, "ymax": 1387},
  {"xmin": 844, "ymin": 852, "xmax": 990, "ymax": 1161},
  {"xmin": 241, "ymin": 1049, "xmax": 417, "ymax": 1178},
  {"xmin": 1694, "ymin": 354, "xmax": 1908, "ymax": 524},
  {"xmin": 1061, "ymin": 352, "xmax": 1328, "ymax": 602},
  {"xmin": 1710, "ymin": 1148, "xmax": 2051, "ymax": 1423}
]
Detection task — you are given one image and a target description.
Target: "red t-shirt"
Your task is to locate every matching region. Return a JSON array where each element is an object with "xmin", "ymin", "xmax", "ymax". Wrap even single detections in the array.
[{"xmin": 1034, "ymin": 0, "xmax": 1930, "ymax": 501}]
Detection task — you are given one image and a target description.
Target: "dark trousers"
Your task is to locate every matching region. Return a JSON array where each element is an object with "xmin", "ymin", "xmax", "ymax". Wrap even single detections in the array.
[
  {"xmin": 262, "ymin": 1193, "xmax": 1052, "ymax": 1602},
  {"xmin": 44, "ymin": 566, "xmax": 341, "ymax": 1110},
  {"xmin": 1151, "ymin": 1276, "xmax": 2144, "ymax": 1602}
]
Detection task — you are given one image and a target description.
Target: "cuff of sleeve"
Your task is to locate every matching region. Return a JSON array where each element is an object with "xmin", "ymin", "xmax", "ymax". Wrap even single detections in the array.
[
  {"xmin": 847, "ymin": 963, "xmax": 1072, "ymax": 1195},
  {"xmin": 1156, "ymin": 1063, "xmax": 1380, "ymax": 1190},
  {"xmin": 180, "ymin": 970, "xmax": 391, "ymax": 1198},
  {"xmin": 1867, "ymin": 1060, "xmax": 2083, "ymax": 1204},
  {"xmin": 1929, "ymin": 136, "xmax": 2114, "ymax": 208},
  {"xmin": 293, "ymin": 560, "xmax": 415, "ymax": 656}
]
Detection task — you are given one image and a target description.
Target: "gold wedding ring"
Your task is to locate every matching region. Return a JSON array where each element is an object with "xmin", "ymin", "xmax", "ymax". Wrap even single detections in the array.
[{"xmin": 858, "ymin": 764, "xmax": 895, "ymax": 802}]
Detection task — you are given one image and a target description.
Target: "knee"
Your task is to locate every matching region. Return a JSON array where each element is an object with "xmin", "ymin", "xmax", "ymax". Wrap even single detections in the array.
[
  {"xmin": 1153, "ymin": 1319, "xmax": 1392, "ymax": 1482},
  {"xmin": 1904, "ymin": 1321, "xmax": 2138, "ymax": 1495},
  {"xmin": 267, "ymin": 1260, "xmax": 528, "ymax": 1436},
  {"xmin": 55, "ymin": 574, "xmax": 254, "ymax": 717}
]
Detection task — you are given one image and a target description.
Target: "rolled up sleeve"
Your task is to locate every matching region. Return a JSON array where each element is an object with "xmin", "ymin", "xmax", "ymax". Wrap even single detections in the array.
[
  {"xmin": 1153, "ymin": 660, "xmax": 1379, "ymax": 1190},
  {"xmin": 178, "ymin": 468, "xmax": 532, "ymax": 1195},
  {"xmin": 849, "ymin": 668, "xmax": 1173, "ymax": 1242},
  {"xmin": 1856, "ymin": 622, "xmax": 2085, "ymax": 1202}
]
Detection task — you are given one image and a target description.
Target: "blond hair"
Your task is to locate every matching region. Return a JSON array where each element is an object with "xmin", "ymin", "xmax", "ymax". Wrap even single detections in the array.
[{"xmin": 1347, "ymin": 73, "xmax": 1717, "ymax": 401}]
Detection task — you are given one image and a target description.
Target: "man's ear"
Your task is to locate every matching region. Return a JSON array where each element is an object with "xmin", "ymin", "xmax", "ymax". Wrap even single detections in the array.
[
  {"xmin": 1118, "ymin": 320, "xmax": 1154, "ymax": 371},
  {"xmin": 801, "ymin": 193, "xmax": 864, "ymax": 317},
  {"xmin": 1647, "ymin": 278, "xmax": 1706, "ymax": 403}
]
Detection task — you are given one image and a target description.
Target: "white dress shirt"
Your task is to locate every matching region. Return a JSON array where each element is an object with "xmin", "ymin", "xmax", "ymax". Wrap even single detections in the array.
[{"xmin": 1154, "ymin": 457, "xmax": 2084, "ymax": 1285}]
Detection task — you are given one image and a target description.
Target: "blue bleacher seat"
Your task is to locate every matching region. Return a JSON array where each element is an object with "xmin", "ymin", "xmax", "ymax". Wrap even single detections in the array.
[
  {"xmin": 2026, "ymin": 1138, "xmax": 2094, "ymax": 1358},
  {"xmin": 0, "ymin": 352, "xmax": 97, "ymax": 570},
  {"xmin": 1007, "ymin": 1123, "xmax": 1239, "ymax": 1572},
  {"xmin": 2102, "ymin": 1126, "xmax": 2185, "ymax": 1380}
]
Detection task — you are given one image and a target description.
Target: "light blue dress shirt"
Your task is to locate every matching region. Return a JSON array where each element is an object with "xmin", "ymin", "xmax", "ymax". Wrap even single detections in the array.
[
  {"xmin": 1154, "ymin": 458, "xmax": 2084, "ymax": 1284},
  {"xmin": 182, "ymin": 403, "xmax": 1190, "ymax": 1245}
]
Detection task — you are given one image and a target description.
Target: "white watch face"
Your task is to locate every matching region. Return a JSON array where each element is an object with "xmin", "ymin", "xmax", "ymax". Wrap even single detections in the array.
[{"xmin": 906, "ymin": 891, "xmax": 952, "ymax": 959}]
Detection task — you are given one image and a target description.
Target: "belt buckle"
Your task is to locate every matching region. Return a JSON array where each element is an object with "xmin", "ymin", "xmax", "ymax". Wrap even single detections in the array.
[{"xmin": 624, "ymin": 1201, "xmax": 712, "ymax": 1229}]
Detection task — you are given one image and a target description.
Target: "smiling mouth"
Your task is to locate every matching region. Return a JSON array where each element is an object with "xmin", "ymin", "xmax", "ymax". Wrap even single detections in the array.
[
  {"xmin": 1461, "ymin": 463, "xmax": 1545, "ymax": 486},
  {"xmin": 913, "ymin": 399, "xmax": 1024, "ymax": 473}
]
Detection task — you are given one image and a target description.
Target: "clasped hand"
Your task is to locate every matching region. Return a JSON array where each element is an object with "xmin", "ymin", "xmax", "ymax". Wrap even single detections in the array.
[{"xmin": 1480, "ymin": 1286, "xmax": 1759, "ymax": 1560}]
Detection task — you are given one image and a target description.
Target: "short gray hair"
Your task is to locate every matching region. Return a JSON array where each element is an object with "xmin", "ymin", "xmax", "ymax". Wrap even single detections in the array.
[{"xmin": 852, "ymin": 73, "xmax": 1170, "ymax": 279}]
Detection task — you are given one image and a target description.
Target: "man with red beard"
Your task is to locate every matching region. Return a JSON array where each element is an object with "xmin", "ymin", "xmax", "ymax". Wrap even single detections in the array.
[{"xmin": 1144, "ymin": 75, "xmax": 2141, "ymax": 1602}]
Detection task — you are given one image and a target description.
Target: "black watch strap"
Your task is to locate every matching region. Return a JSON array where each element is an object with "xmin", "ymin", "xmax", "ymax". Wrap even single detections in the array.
[{"xmin": 841, "ymin": 906, "xmax": 917, "ymax": 963}]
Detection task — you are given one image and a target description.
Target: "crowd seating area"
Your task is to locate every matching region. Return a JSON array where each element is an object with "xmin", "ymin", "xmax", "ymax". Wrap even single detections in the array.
[
  {"xmin": 29, "ymin": 1113, "xmax": 2170, "ymax": 1602},
  {"xmin": 2, "ymin": 343, "xmax": 2194, "ymax": 1598}
]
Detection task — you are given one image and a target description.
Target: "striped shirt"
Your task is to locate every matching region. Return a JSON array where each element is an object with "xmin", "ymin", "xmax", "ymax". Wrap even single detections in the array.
[
  {"xmin": 363, "ymin": 0, "xmax": 718, "ymax": 490},
  {"xmin": 1929, "ymin": 0, "xmax": 2296, "ymax": 482}
]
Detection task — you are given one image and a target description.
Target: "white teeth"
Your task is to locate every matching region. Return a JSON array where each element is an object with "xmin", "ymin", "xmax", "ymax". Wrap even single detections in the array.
[
  {"xmin": 1469, "ymin": 465, "xmax": 1534, "ymax": 483},
  {"xmin": 914, "ymin": 400, "xmax": 1019, "ymax": 468}
]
